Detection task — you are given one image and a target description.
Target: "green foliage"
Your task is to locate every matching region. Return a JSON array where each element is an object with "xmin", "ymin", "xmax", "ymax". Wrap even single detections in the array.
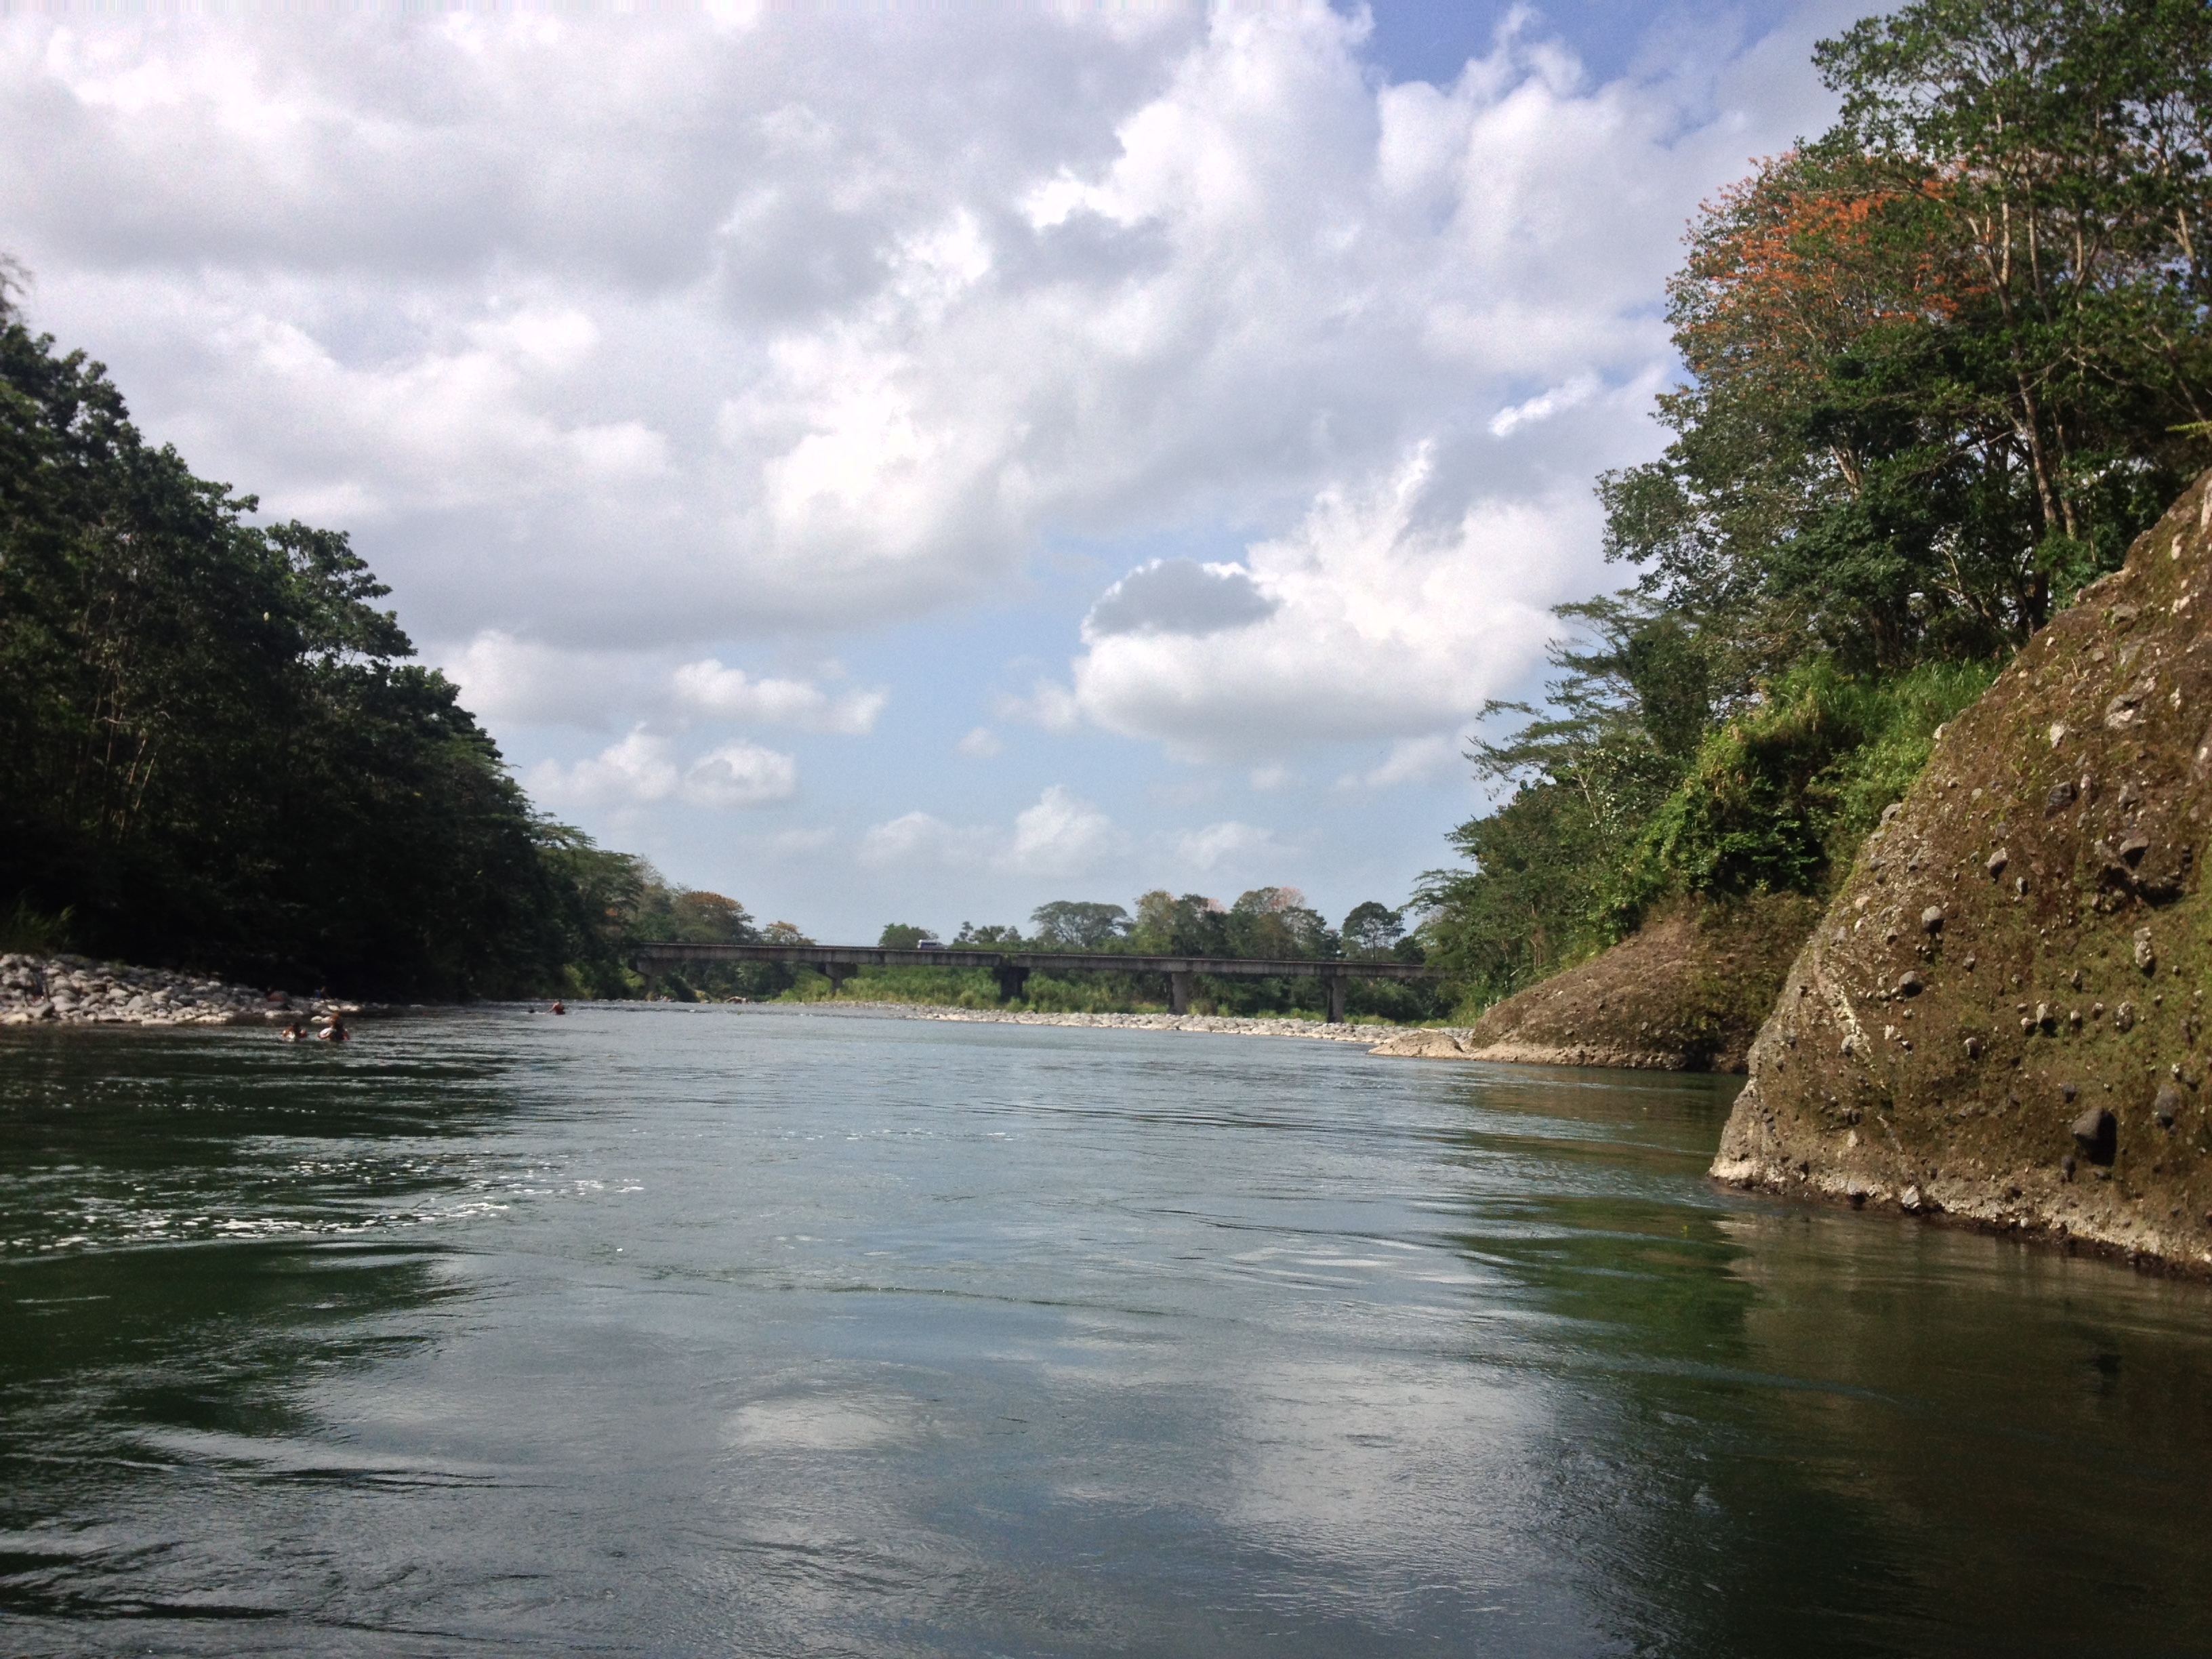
[
  {"xmin": 878, "ymin": 923, "xmax": 939, "ymax": 949},
  {"xmin": 1422, "ymin": 0, "xmax": 2201, "ymax": 1015},
  {"xmin": 0, "ymin": 308, "xmax": 582, "ymax": 994},
  {"xmin": 1027, "ymin": 901, "xmax": 1130, "ymax": 948},
  {"xmin": 1608, "ymin": 661, "xmax": 1990, "ymax": 922}
]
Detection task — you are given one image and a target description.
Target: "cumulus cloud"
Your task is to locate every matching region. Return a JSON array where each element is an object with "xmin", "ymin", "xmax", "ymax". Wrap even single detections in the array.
[
  {"xmin": 1084, "ymin": 558, "xmax": 1277, "ymax": 638},
  {"xmin": 529, "ymin": 729, "xmax": 798, "ymax": 811},
  {"xmin": 1166, "ymin": 819, "xmax": 1286, "ymax": 873},
  {"xmin": 956, "ymin": 726, "xmax": 1003, "ymax": 758},
  {"xmin": 1064, "ymin": 445, "xmax": 1587, "ymax": 762},
  {"xmin": 1, "ymin": 0, "xmax": 1843, "ymax": 672},
  {"xmin": 859, "ymin": 785, "xmax": 1128, "ymax": 878},
  {"xmin": 671, "ymin": 659, "xmax": 886, "ymax": 734},
  {"xmin": 1336, "ymin": 733, "xmax": 1463, "ymax": 790},
  {"xmin": 1009, "ymin": 785, "xmax": 1132, "ymax": 876}
]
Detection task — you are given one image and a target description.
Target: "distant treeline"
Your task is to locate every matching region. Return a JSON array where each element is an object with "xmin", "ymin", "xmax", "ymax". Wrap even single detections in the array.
[
  {"xmin": 0, "ymin": 277, "xmax": 771, "ymax": 999},
  {"xmin": 1420, "ymin": 0, "xmax": 2212, "ymax": 1010}
]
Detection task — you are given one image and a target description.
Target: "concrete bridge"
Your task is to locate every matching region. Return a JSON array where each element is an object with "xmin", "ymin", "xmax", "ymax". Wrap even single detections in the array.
[{"xmin": 628, "ymin": 942, "xmax": 1431, "ymax": 1023}]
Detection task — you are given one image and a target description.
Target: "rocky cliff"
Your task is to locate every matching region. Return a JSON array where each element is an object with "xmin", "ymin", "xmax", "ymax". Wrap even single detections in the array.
[
  {"xmin": 1372, "ymin": 895, "xmax": 1818, "ymax": 1070},
  {"xmin": 1713, "ymin": 470, "xmax": 2212, "ymax": 1273}
]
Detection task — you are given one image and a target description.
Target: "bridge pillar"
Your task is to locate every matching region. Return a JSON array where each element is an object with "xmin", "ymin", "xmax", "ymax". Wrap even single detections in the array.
[
  {"xmin": 1324, "ymin": 972, "xmax": 1348, "ymax": 1025},
  {"xmin": 992, "ymin": 965, "xmax": 1030, "ymax": 1003},
  {"xmin": 824, "ymin": 964, "xmax": 857, "ymax": 997},
  {"xmin": 1168, "ymin": 971, "xmax": 1193, "ymax": 1015}
]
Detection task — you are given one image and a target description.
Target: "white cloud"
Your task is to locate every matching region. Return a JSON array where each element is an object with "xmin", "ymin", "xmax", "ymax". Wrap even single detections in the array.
[
  {"xmin": 671, "ymin": 659, "xmax": 886, "ymax": 734},
  {"xmin": 1165, "ymin": 819, "xmax": 1283, "ymax": 873},
  {"xmin": 996, "ymin": 678, "xmax": 1084, "ymax": 734},
  {"xmin": 1, "ymin": 1, "xmax": 1843, "ymax": 662},
  {"xmin": 683, "ymin": 740, "xmax": 801, "ymax": 807},
  {"xmin": 859, "ymin": 785, "xmax": 1128, "ymax": 879},
  {"xmin": 528, "ymin": 728, "xmax": 797, "ymax": 811},
  {"xmin": 1008, "ymin": 785, "xmax": 1132, "ymax": 877},
  {"xmin": 1065, "ymin": 445, "xmax": 1586, "ymax": 762},
  {"xmin": 956, "ymin": 726, "xmax": 1003, "ymax": 758},
  {"xmin": 1336, "ymin": 733, "xmax": 1463, "ymax": 790},
  {"xmin": 858, "ymin": 810, "xmax": 993, "ymax": 872},
  {"xmin": 1488, "ymin": 373, "xmax": 1597, "ymax": 438}
]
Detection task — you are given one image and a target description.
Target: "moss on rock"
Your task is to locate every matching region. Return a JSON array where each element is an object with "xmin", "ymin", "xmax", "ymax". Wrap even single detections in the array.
[{"xmin": 1713, "ymin": 468, "xmax": 2212, "ymax": 1273}]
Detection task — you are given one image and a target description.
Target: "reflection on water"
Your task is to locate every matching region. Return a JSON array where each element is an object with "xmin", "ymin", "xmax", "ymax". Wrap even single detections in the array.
[{"xmin": 3, "ymin": 1008, "xmax": 2209, "ymax": 1656}]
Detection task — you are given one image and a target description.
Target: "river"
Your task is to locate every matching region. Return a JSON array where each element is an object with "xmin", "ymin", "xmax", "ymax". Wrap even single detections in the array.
[{"xmin": 3, "ymin": 1005, "xmax": 2209, "ymax": 1656}]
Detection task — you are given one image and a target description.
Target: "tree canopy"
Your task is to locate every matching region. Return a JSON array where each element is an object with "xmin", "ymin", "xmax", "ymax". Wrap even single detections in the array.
[{"xmin": 1423, "ymin": 0, "xmax": 2209, "ymax": 1011}]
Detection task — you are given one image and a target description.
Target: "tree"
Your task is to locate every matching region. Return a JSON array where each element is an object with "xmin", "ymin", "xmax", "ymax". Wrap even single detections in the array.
[
  {"xmin": 1028, "ymin": 901, "xmax": 1130, "ymax": 949},
  {"xmin": 1341, "ymin": 901, "xmax": 1406, "ymax": 959},
  {"xmin": 952, "ymin": 921, "xmax": 1023, "ymax": 945},
  {"xmin": 1605, "ymin": 0, "xmax": 2211, "ymax": 668},
  {"xmin": 880, "ymin": 923, "xmax": 939, "ymax": 949}
]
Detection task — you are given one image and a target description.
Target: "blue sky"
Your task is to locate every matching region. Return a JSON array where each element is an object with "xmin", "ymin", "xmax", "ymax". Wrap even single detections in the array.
[{"xmin": 0, "ymin": 0, "xmax": 1858, "ymax": 941}]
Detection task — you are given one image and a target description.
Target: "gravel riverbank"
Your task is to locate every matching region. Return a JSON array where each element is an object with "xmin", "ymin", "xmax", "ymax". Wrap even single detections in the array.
[
  {"xmin": 781, "ymin": 999, "xmax": 1467, "ymax": 1049},
  {"xmin": 0, "ymin": 954, "xmax": 359, "ymax": 1028}
]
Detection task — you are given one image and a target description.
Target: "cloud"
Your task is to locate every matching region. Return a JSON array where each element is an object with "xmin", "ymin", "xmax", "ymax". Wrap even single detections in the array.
[
  {"xmin": 1336, "ymin": 733, "xmax": 1463, "ymax": 790},
  {"xmin": 956, "ymin": 726, "xmax": 1003, "ymax": 758},
  {"xmin": 1, "ymin": 1, "xmax": 1843, "ymax": 660},
  {"xmin": 996, "ymin": 678, "xmax": 1084, "ymax": 734},
  {"xmin": 1488, "ymin": 373, "xmax": 1597, "ymax": 438},
  {"xmin": 671, "ymin": 659, "xmax": 886, "ymax": 734},
  {"xmin": 1084, "ymin": 558, "xmax": 1277, "ymax": 638},
  {"xmin": 1063, "ymin": 445, "xmax": 1588, "ymax": 762},
  {"xmin": 1166, "ymin": 819, "xmax": 1284, "ymax": 873},
  {"xmin": 1008, "ymin": 785, "xmax": 1132, "ymax": 876},
  {"xmin": 859, "ymin": 785, "xmax": 1128, "ymax": 878},
  {"xmin": 528, "ymin": 728, "xmax": 797, "ymax": 811},
  {"xmin": 857, "ymin": 810, "xmax": 993, "ymax": 872}
]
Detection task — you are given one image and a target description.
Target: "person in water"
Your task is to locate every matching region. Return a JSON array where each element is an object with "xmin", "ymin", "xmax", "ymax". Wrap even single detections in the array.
[
  {"xmin": 279, "ymin": 1023, "xmax": 306, "ymax": 1042},
  {"xmin": 550, "ymin": 1000, "xmax": 567, "ymax": 1015},
  {"xmin": 317, "ymin": 1015, "xmax": 349, "ymax": 1043}
]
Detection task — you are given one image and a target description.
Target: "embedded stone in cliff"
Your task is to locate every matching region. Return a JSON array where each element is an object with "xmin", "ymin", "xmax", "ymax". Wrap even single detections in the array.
[
  {"xmin": 2134, "ymin": 928, "xmax": 2157, "ymax": 972},
  {"xmin": 1897, "ymin": 972, "xmax": 1925, "ymax": 997},
  {"xmin": 1921, "ymin": 906, "xmax": 1944, "ymax": 934},
  {"xmin": 2118, "ymin": 834, "xmax": 2151, "ymax": 865},
  {"xmin": 2044, "ymin": 781, "xmax": 2078, "ymax": 816},
  {"xmin": 2154, "ymin": 1081, "xmax": 2184, "ymax": 1128},
  {"xmin": 2071, "ymin": 1107, "xmax": 2118, "ymax": 1166},
  {"xmin": 1986, "ymin": 850, "xmax": 2009, "ymax": 879},
  {"xmin": 2117, "ymin": 1001, "xmax": 2139, "ymax": 1032}
]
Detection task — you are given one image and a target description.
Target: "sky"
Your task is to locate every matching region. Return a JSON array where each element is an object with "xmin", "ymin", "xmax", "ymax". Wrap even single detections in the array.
[{"xmin": 0, "ymin": 0, "xmax": 1863, "ymax": 942}]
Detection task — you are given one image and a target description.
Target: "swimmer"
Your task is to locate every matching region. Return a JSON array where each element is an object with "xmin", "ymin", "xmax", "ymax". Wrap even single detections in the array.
[
  {"xmin": 550, "ymin": 1000, "xmax": 567, "ymax": 1015},
  {"xmin": 279, "ymin": 1023, "xmax": 306, "ymax": 1042},
  {"xmin": 316, "ymin": 1015, "xmax": 350, "ymax": 1043}
]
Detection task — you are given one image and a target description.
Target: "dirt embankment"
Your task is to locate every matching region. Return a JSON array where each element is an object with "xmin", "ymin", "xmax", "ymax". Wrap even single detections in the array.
[
  {"xmin": 1370, "ymin": 895, "xmax": 1820, "ymax": 1071},
  {"xmin": 1713, "ymin": 470, "xmax": 2212, "ymax": 1273}
]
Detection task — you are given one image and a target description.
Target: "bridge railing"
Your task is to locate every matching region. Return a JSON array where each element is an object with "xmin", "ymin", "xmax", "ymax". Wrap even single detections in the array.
[{"xmin": 626, "ymin": 941, "xmax": 1430, "ymax": 1022}]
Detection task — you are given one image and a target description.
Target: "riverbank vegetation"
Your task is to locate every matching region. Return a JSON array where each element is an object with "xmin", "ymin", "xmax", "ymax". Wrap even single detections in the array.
[
  {"xmin": 0, "ymin": 274, "xmax": 772, "ymax": 1000},
  {"xmin": 1420, "ymin": 0, "xmax": 2212, "ymax": 1011},
  {"xmin": 647, "ymin": 886, "xmax": 1443, "ymax": 1021}
]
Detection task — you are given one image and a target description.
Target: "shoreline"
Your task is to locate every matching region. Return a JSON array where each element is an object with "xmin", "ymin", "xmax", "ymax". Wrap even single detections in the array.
[
  {"xmin": 0, "ymin": 953, "xmax": 363, "ymax": 1028},
  {"xmin": 760, "ymin": 998, "xmax": 1435, "ymax": 1046}
]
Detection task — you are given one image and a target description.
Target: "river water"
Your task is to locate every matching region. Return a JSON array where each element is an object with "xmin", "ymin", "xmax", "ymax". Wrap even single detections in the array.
[{"xmin": 3, "ymin": 1006, "xmax": 2209, "ymax": 1657}]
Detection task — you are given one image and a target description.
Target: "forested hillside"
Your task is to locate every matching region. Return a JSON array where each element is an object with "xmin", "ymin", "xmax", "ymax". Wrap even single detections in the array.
[
  {"xmin": 0, "ymin": 276, "xmax": 745, "ymax": 998},
  {"xmin": 1422, "ymin": 0, "xmax": 2211, "ymax": 1008}
]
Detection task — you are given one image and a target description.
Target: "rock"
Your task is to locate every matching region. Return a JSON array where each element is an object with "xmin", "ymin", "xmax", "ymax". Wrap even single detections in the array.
[
  {"xmin": 1897, "ymin": 971, "xmax": 1925, "ymax": 997},
  {"xmin": 1921, "ymin": 906, "xmax": 1945, "ymax": 933},
  {"xmin": 2071, "ymin": 1106, "xmax": 2118, "ymax": 1166},
  {"xmin": 2154, "ymin": 1081, "xmax": 2184, "ymax": 1128},
  {"xmin": 1707, "ymin": 468, "xmax": 2212, "ymax": 1271}
]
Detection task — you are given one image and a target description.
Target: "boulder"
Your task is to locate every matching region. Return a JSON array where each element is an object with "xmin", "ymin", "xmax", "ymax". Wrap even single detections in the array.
[{"xmin": 1712, "ymin": 469, "xmax": 2212, "ymax": 1273}]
